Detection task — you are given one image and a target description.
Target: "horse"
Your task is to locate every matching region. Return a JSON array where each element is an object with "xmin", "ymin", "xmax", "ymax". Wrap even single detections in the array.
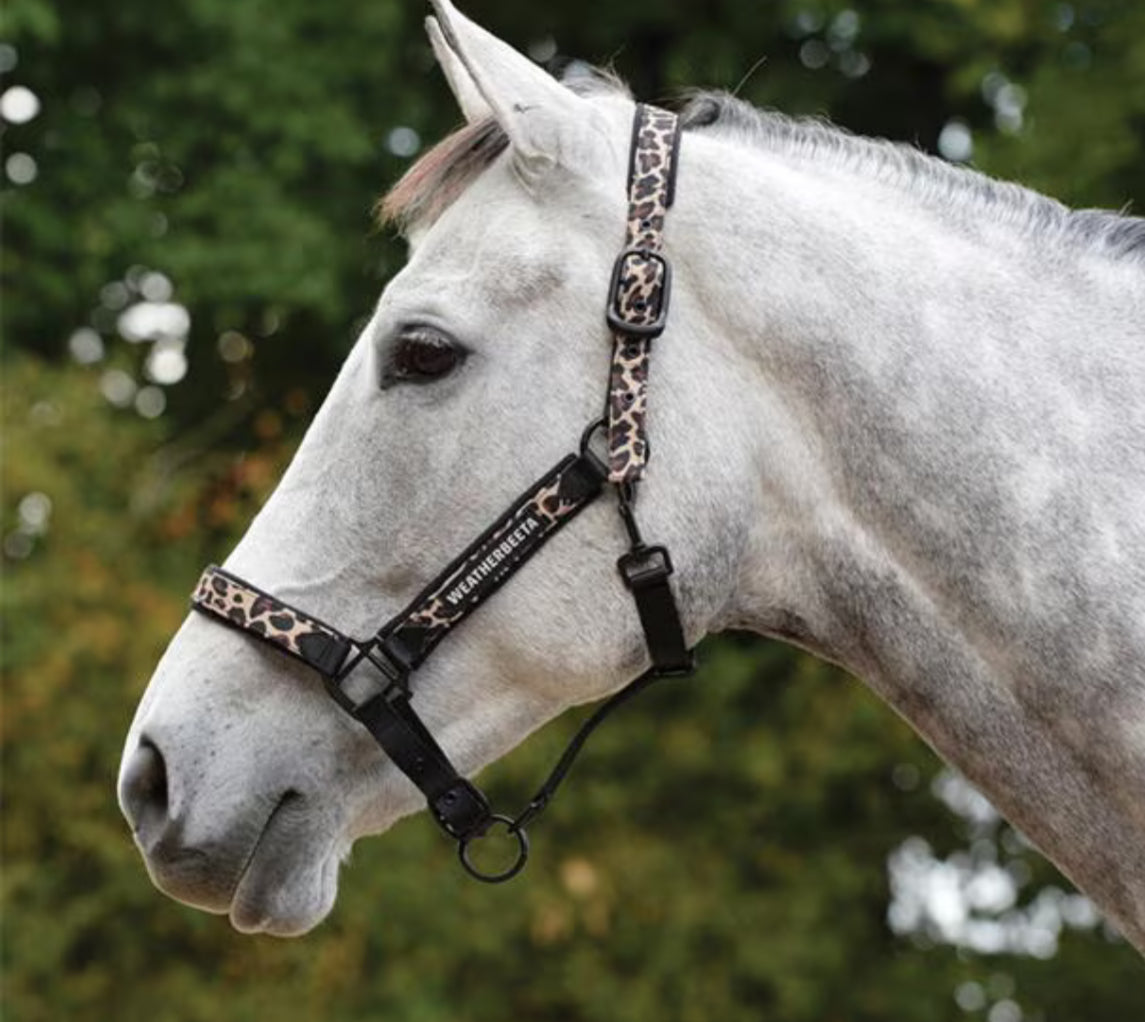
[{"xmin": 118, "ymin": 0, "xmax": 1145, "ymax": 948}]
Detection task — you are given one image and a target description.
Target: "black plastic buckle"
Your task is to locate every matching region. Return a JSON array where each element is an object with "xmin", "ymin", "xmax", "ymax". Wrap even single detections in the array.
[
  {"xmin": 432, "ymin": 778, "xmax": 492, "ymax": 840},
  {"xmin": 617, "ymin": 545, "xmax": 673, "ymax": 591},
  {"xmin": 607, "ymin": 249, "xmax": 672, "ymax": 338},
  {"xmin": 328, "ymin": 640, "xmax": 410, "ymax": 713}
]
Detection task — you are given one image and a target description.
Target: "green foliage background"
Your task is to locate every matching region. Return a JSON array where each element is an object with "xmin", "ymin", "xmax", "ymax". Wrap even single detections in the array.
[{"xmin": 3, "ymin": 0, "xmax": 1143, "ymax": 1019}]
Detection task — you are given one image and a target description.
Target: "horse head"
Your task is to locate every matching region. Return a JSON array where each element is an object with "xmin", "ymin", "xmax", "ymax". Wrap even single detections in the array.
[{"xmin": 118, "ymin": 1, "xmax": 760, "ymax": 935}]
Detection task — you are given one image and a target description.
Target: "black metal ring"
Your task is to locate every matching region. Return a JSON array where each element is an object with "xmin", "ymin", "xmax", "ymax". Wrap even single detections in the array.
[
  {"xmin": 457, "ymin": 814, "xmax": 530, "ymax": 883},
  {"xmin": 579, "ymin": 417, "xmax": 606, "ymax": 456}
]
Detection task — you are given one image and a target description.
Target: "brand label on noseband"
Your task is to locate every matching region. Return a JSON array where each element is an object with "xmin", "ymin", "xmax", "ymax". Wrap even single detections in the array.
[{"xmin": 443, "ymin": 514, "xmax": 541, "ymax": 606}]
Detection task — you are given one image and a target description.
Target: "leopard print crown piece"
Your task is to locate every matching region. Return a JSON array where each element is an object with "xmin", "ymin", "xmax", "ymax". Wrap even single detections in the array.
[{"xmin": 605, "ymin": 104, "xmax": 681, "ymax": 486}]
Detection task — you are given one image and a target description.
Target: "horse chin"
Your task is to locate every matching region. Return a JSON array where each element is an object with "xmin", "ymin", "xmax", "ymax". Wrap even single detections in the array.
[{"xmin": 226, "ymin": 795, "xmax": 345, "ymax": 937}]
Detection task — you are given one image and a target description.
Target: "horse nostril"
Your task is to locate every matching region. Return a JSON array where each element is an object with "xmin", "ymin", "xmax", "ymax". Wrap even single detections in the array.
[{"xmin": 120, "ymin": 736, "xmax": 170, "ymax": 845}]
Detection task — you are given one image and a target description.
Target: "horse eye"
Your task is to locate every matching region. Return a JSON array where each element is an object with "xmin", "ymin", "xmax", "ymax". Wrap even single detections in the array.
[{"xmin": 383, "ymin": 329, "xmax": 465, "ymax": 387}]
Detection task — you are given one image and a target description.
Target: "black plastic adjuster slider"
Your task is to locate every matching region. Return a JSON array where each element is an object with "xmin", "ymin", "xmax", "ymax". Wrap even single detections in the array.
[
  {"xmin": 618, "ymin": 544, "xmax": 673, "ymax": 591},
  {"xmin": 328, "ymin": 639, "xmax": 410, "ymax": 714}
]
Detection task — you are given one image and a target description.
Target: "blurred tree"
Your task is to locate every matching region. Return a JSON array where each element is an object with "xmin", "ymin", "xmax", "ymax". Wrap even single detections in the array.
[{"xmin": 3, "ymin": 0, "xmax": 1143, "ymax": 1020}]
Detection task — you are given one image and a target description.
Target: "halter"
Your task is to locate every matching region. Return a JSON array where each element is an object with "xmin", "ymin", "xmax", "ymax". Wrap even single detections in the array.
[{"xmin": 191, "ymin": 105, "xmax": 692, "ymax": 882}]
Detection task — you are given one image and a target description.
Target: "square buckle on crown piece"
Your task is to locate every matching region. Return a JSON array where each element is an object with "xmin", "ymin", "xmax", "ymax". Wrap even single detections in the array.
[{"xmin": 607, "ymin": 249, "xmax": 673, "ymax": 338}]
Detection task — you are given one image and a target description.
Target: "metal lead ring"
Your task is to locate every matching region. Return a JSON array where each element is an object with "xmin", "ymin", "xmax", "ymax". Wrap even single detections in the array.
[{"xmin": 457, "ymin": 814, "xmax": 530, "ymax": 883}]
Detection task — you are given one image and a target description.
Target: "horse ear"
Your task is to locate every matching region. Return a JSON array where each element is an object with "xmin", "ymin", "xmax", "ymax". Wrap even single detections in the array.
[
  {"xmin": 427, "ymin": 0, "xmax": 593, "ymax": 176},
  {"xmin": 426, "ymin": 16, "xmax": 491, "ymax": 123}
]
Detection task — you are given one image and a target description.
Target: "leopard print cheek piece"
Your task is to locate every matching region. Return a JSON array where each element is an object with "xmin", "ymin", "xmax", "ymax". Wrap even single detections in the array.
[
  {"xmin": 401, "ymin": 477, "xmax": 570, "ymax": 638},
  {"xmin": 605, "ymin": 104, "xmax": 680, "ymax": 486},
  {"xmin": 382, "ymin": 454, "xmax": 603, "ymax": 666}
]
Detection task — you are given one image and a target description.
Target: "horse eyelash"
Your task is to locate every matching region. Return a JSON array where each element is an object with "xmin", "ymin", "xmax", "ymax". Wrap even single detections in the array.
[{"xmin": 379, "ymin": 325, "xmax": 468, "ymax": 389}]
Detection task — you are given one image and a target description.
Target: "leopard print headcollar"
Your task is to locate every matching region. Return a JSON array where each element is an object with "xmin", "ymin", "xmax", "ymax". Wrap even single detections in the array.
[{"xmin": 184, "ymin": 104, "xmax": 691, "ymax": 882}]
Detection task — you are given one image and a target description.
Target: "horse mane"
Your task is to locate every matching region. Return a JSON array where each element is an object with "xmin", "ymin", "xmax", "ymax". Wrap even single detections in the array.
[
  {"xmin": 683, "ymin": 91, "xmax": 1145, "ymax": 264},
  {"xmin": 379, "ymin": 71, "xmax": 1145, "ymax": 264}
]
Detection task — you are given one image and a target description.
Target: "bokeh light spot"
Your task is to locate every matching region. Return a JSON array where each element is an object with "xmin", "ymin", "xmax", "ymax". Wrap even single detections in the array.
[
  {"xmin": 828, "ymin": 9, "xmax": 860, "ymax": 50},
  {"xmin": 987, "ymin": 999, "xmax": 1022, "ymax": 1022},
  {"xmin": 218, "ymin": 331, "xmax": 252, "ymax": 363},
  {"xmin": 799, "ymin": 39, "xmax": 830, "ymax": 70},
  {"xmin": 118, "ymin": 302, "xmax": 191, "ymax": 343},
  {"xmin": 135, "ymin": 386, "xmax": 167, "ymax": 419},
  {"xmin": 68, "ymin": 328, "xmax": 105, "ymax": 365},
  {"xmin": 839, "ymin": 50, "xmax": 871, "ymax": 78},
  {"xmin": 140, "ymin": 271, "xmax": 174, "ymax": 303},
  {"xmin": 145, "ymin": 341, "xmax": 189, "ymax": 385},
  {"xmin": 937, "ymin": 120, "xmax": 974, "ymax": 163},
  {"xmin": 892, "ymin": 762, "xmax": 920, "ymax": 791},
  {"xmin": 386, "ymin": 126, "xmax": 421, "ymax": 158},
  {"xmin": 528, "ymin": 36, "xmax": 557, "ymax": 63},
  {"xmin": 0, "ymin": 85, "xmax": 40, "ymax": 124},
  {"xmin": 100, "ymin": 369, "xmax": 137, "ymax": 408},
  {"xmin": 6, "ymin": 152, "xmax": 38, "ymax": 185},
  {"xmin": 790, "ymin": 8, "xmax": 826, "ymax": 36},
  {"xmin": 18, "ymin": 492, "xmax": 52, "ymax": 533},
  {"xmin": 4, "ymin": 532, "xmax": 34, "ymax": 560},
  {"xmin": 100, "ymin": 281, "xmax": 131, "ymax": 310},
  {"xmin": 955, "ymin": 980, "xmax": 987, "ymax": 1012}
]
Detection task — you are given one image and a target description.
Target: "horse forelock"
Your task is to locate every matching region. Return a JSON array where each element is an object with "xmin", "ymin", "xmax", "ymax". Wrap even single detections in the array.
[
  {"xmin": 377, "ymin": 118, "xmax": 509, "ymax": 235},
  {"xmin": 377, "ymin": 65, "xmax": 630, "ymax": 236}
]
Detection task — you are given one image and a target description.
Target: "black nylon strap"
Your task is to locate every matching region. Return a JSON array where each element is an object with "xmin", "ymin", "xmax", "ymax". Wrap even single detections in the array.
[
  {"xmin": 510, "ymin": 667, "xmax": 664, "ymax": 834},
  {"xmin": 353, "ymin": 690, "xmax": 491, "ymax": 838},
  {"xmin": 618, "ymin": 545, "xmax": 693, "ymax": 675}
]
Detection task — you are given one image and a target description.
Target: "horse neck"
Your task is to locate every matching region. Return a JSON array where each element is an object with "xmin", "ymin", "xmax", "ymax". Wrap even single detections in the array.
[{"xmin": 673, "ymin": 131, "xmax": 1145, "ymax": 949}]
